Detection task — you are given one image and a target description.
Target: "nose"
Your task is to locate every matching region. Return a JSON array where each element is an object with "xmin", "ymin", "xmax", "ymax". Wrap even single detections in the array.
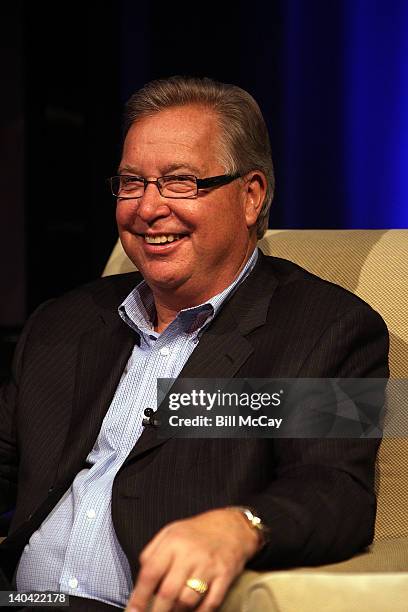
[{"xmin": 136, "ymin": 182, "xmax": 172, "ymax": 224}]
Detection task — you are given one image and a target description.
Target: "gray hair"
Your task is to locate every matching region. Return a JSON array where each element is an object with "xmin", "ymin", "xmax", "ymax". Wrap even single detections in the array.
[{"xmin": 124, "ymin": 76, "xmax": 274, "ymax": 238}]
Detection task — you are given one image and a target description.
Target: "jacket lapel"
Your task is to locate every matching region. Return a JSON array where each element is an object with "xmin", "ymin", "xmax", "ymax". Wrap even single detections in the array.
[{"xmin": 55, "ymin": 315, "xmax": 136, "ymax": 486}]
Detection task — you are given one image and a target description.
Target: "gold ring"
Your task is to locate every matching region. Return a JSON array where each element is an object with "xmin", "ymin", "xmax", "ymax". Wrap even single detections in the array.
[{"xmin": 186, "ymin": 577, "xmax": 209, "ymax": 595}]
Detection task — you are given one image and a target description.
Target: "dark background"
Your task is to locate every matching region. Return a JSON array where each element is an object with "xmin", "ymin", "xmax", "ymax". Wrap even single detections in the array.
[{"xmin": 1, "ymin": 0, "xmax": 408, "ymax": 381}]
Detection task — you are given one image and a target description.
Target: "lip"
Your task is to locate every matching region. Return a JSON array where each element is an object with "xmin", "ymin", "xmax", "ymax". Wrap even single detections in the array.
[{"xmin": 141, "ymin": 231, "xmax": 187, "ymax": 237}]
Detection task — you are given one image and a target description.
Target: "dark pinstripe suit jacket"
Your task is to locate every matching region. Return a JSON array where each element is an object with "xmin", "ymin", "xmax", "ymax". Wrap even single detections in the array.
[{"xmin": 0, "ymin": 252, "xmax": 389, "ymax": 582}]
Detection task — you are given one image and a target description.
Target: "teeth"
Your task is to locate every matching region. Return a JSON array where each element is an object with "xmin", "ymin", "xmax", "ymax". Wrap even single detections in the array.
[{"xmin": 144, "ymin": 234, "xmax": 182, "ymax": 244}]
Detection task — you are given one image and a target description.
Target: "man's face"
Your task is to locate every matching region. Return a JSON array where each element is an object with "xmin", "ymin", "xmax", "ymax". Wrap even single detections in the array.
[{"xmin": 117, "ymin": 105, "xmax": 259, "ymax": 305}]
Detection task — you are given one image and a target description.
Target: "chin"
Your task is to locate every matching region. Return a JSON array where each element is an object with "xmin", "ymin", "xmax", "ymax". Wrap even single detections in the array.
[
  {"xmin": 148, "ymin": 279, "xmax": 190, "ymax": 296},
  {"xmin": 141, "ymin": 269, "xmax": 187, "ymax": 291}
]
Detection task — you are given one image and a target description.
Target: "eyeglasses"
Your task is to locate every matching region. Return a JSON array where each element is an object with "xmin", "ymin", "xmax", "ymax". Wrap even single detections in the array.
[{"xmin": 108, "ymin": 173, "xmax": 241, "ymax": 200}]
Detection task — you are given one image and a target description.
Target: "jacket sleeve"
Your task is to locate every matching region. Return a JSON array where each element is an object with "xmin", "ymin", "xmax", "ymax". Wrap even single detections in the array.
[
  {"xmin": 0, "ymin": 302, "xmax": 53, "ymax": 521},
  {"xmin": 246, "ymin": 304, "xmax": 389, "ymax": 569}
]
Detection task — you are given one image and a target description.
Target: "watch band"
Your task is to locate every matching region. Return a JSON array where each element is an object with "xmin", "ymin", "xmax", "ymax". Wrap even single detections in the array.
[{"xmin": 231, "ymin": 506, "xmax": 269, "ymax": 547}]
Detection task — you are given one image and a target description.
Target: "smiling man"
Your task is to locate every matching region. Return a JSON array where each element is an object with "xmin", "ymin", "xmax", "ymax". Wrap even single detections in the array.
[
  {"xmin": 116, "ymin": 103, "xmax": 265, "ymax": 330},
  {"xmin": 0, "ymin": 77, "xmax": 388, "ymax": 612}
]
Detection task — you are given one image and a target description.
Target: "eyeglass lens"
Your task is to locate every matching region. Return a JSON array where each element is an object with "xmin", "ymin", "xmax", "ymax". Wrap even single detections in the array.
[{"xmin": 112, "ymin": 176, "xmax": 198, "ymax": 198}]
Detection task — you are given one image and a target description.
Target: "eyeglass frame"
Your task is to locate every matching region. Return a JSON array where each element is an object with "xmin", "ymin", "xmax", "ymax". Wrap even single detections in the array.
[{"xmin": 108, "ymin": 172, "xmax": 242, "ymax": 200}]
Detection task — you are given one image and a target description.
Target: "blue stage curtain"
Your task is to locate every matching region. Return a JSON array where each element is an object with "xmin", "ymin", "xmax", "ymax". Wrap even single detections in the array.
[{"xmin": 279, "ymin": 0, "xmax": 408, "ymax": 228}]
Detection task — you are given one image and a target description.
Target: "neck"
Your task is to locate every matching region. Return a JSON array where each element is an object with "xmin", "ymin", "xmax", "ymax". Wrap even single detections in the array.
[
  {"xmin": 153, "ymin": 301, "xmax": 182, "ymax": 333},
  {"xmin": 152, "ymin": 284, "xmax": 217, "ymax": 332}
]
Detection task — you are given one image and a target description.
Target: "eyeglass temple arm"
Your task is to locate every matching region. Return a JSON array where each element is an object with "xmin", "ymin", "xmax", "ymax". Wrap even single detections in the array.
[{"xmin": 196, "ymin": 173, "xmax": 241, "ymax": 189}]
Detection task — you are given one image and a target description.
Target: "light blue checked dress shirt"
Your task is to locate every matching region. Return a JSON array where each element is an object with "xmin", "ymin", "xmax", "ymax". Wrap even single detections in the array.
[{"xmin": 16, "ymin": 249, "xmax": 258, "ymax": 608}]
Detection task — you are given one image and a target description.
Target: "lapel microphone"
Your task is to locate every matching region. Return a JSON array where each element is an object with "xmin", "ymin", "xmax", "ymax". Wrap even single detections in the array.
[{"xmin": 142, "ymin": 407, "xmax": 159, "ymax": 427}]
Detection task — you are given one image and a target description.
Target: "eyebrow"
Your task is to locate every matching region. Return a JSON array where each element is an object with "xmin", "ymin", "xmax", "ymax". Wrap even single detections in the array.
[
  {"xmin": 162, "ymin": 163, "xmax": 202, "ymax": 175},
  {"xmin": 118, "ymin": 162, "xmax": 203, "ymax": 176}
]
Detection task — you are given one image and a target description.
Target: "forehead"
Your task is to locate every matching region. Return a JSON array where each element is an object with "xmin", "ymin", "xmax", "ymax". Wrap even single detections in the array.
[{"xmin": 121, "ymin": 105, "xmax": 223, "ymax": 174}]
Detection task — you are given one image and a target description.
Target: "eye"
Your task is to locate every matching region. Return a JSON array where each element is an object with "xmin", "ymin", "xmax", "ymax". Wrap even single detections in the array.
[
  {"xmin": 122, "ymin": 176, "xmax": 142, "ymax": 184},
  {"xmin": 162, "ymin": 175, "xmax": 197, "ymax": 196},
  {"xmin": 121, "ymin": 176, "xmax": 144, "ymax": 190}
]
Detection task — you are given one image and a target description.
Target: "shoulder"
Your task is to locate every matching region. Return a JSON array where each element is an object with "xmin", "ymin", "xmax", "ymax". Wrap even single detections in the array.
[
  {"xmin": 252, "ymin": 253, "xmax": 387, "ymax": 332},
  {"xmin": 23, "ymin": 272, "xmax": 142, "ymax": 339},
  {"xmin": 242, "ymin": 254, "xmax": 389, "ymax": 376},
  {"xmin": 261, "ymin": 252, "xmax": 380, "ymax": 310}
]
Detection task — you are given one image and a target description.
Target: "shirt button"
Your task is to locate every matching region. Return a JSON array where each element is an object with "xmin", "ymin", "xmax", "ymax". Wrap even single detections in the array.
[
  {"xmin": 68, "ymin": 577, "xmax": 78, "ymax": 589},
  {"xmin": 160, "ymin": 347, "xmax": 170, "ymax": 356},
  {"xmin": 86, "ymin": 509, "xmax": 96, "ymax": 519}
]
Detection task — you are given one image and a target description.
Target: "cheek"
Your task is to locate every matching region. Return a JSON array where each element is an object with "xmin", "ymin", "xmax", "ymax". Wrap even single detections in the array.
[
  {"xmin": 115, "ymin": 204, "xmax": 124, "ymax": 226},
  {"xmin": 116, "ymin": 203, "xmax": 135, "ymax": 229}
]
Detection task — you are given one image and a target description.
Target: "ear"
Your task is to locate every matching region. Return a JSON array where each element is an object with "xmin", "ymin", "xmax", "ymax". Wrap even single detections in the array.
[{"xmin": 242, "ymin": 171, "xmax": 268, "ymax": 229}]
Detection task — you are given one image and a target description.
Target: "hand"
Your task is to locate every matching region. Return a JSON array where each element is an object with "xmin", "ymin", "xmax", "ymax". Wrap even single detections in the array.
[{"xmin": 125, "ymin": 507, "xmax": 261, "ymax": 612}]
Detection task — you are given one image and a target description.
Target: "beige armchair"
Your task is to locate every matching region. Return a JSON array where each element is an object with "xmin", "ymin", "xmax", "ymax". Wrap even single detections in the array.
[{"xmin": 104, "ymin": 230, "xmax": 408, "ymax": 612}]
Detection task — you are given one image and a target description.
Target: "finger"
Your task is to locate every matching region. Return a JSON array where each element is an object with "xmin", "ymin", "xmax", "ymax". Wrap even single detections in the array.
[
  {"xmin": 173, "ymin": 582, "xmax": 209, "ymax": 611},
  {"xmin": 126, "ymin": 552, "xmax": 173, "ymax": 611},
  {"xmin": 149, "ymin": 568, "xmax": 192, "ymax": 612},
  {"xmin": 195, "ymin": 576, "xmax": 231, "ymax": 612},
  {"xmin": 150, "ymin": 560, "xmax": 211, "ymax": 612}
]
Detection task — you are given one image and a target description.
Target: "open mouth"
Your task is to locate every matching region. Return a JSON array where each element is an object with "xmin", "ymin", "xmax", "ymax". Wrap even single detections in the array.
[{"xmin": 143, "ymin": 233, "xmax": 187, "ymax": 245}]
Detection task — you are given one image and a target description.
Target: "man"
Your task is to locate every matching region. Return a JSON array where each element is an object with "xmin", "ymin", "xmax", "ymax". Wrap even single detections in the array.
[{"xmin": 0, "ymin": 76, "xmax": 388, "ymax": 611}]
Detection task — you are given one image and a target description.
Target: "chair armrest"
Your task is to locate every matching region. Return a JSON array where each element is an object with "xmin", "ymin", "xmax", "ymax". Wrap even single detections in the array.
[{"xmin": 221, "ymin": 537, "xmax": 408, "ymax": 612}]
